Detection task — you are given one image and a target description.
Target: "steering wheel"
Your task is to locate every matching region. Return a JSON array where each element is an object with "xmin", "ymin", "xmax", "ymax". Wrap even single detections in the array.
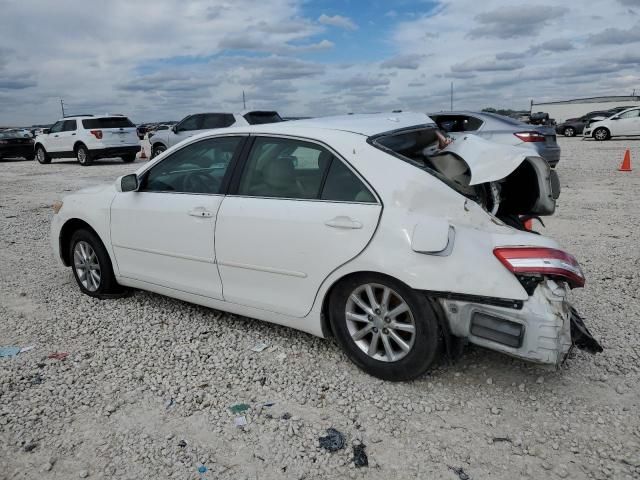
[{"xmin": 181, "ymin": 171, "xmax": 220, "ymax": 194}]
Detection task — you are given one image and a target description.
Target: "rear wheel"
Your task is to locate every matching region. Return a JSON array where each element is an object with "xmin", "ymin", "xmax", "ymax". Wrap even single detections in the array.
[
  {"xmin": 563, "ymin": 127, "xmax": 575, "ymax": 137},
  {"xmin": 329, "ymin": 274, "xmax": 441, "ymax": 381},
  {"xmin": 121, "ymin": 154, "xmax": 136, "ymax": 163},
  {"xmin": 36, "ymin": 145, "xmax": 51, "ymax": 164},
  {"xmin": 593, "ymin": 127, "xmax": 610, "ymax": 141},
  {"xmin": 70, "ymin": 229, "xmax": 121, "ymax": 297},
  {"xmin": 76, "ymin": 144, "xmax": 93, "ymax": 166},
  {"xmin": 152, "ymin": 144, "xmax": 166, "ymax": 158}
]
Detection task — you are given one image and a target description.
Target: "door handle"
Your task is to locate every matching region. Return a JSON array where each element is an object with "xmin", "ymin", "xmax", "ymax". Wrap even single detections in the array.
[
  {"xmin": 325, "ymin": 216, "xmax": 363, "ymax": 229},
  {"xmin": 53, "ymin": 135, "xmax": 59, "ymax": 137},
  {"xmin": 188, "ymin": 208, "xmax": 213, "ymax": 218},
  {"xmin": 71, "ymin": 133, "xmax": 76, "ymax": 136}
]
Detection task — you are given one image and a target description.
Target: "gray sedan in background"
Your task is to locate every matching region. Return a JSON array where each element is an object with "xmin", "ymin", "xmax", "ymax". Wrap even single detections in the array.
[{"xmin": 429, "ymin": 111, "xmax": 561, "ymax": 167}]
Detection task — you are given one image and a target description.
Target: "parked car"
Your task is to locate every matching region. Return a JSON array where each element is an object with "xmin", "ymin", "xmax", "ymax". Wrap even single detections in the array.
[
  {"xmin": 429, "ymin": 111, "xmax": 561, "ymax": 167},
  {"xmin": 149, "ymin": 110, "xmax": 283, "ymax": 158},
  {"xmin": 50, "ymin": 112, "xmax": 600, "ymax": 381},
  {"xmin": 584, "ymin": 107, "xmax": 640, "ymax": 141},
  {"xmin": 0, "ymin": 130, "xmax": 35, "ymax": 160},
  {"xmin": 555, "ymin": 111, "xmax": 611, "ymax": 137},
  {"xmin": 34, "ymin": 115, "xmax": 140, "ymax": 166}
]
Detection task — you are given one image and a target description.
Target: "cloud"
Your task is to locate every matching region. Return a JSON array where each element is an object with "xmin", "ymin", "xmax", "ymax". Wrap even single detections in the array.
[
  {"xmin": 451, "ymin": 57, "xmax": 525, "ymax": 73},
  {"xmin": 380, "ymin": 54, "xmax": 427, "ymax": 70},
  {"xmin": 528, "ymin": 38, "xmax": 575, "ymax": 54},
  {"xmin": 318, "ymin": 14, "xmax": 357, "ymax": 30},
  {"xmin": 587, "ymin": 24, "xmax": 640, "ymax": 44},
  {"xmin": 469, "ymin": 6, "xmax": 568, "ymax": 39}
]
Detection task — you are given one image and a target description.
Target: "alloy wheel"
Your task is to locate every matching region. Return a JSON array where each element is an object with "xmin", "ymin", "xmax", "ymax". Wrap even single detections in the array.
[
  {"xmin": 77, "ymin": 148, "xmax": 87, "ymax": 163},
  {"xmin": 594, "ymin": 129, "xmax": 608, "ymax": 141},
  {"xmin": 345, "ymin": 283, "xmax": 416, "ymax": 362},
  {"xmin": 73, "ymin": 241, "xmax": 101, "ymax": 292},
  {"xmin": 564, "ymin": 127, "xmax": 575, "ymax": 137},
  {"xmin": 37, "ymin": 148, "xmax": 45, "ymax": 162}
]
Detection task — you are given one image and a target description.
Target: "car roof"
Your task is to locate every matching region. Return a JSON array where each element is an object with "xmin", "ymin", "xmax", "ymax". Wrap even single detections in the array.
[
  {"xmin": 428, "ymin": 110, "xmax": 528, "ymax": 128},
  {"xmin": 250, "ymin": 112, "xmax": 436, "ymax": 136}
]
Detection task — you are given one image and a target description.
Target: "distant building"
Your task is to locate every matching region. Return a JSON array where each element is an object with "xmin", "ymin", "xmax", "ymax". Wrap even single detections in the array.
[{"xmin": 531, "ymin": 96, "xmax": 640, "ymax": 123}]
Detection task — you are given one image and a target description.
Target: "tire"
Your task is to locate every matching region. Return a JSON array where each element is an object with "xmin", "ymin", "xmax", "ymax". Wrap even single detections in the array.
[
  {"xmin": 329, "ymin": 274, "xmax": 441, "ymax": 381},
  {"xmin": 35, "ymin": 145, "xmax": 51, "ymax": 164},
  {"xmin": 25, "ymin": 154, "xmax": 35, "ymax": 161},
  {"xmin": 152, "ymin": 144, "xmax": 166, "ymax": 158},
  {"xmin": 563, "ymin": 127, "xmax": 575, "ymax": 137},
  {"xmin": 121, "ymin": 154, "xmax": 136, "ymax": 163},
  {"xmin": 76, "ymin": 144, "xmax": 93, "ymax": 166},
  {"xmin": 593, "ymin": 127, "xmax": 610, "ymax": 141},
  {"xmin": 69, "ymin": 229, "xmax": 121, "ymax": 297}
]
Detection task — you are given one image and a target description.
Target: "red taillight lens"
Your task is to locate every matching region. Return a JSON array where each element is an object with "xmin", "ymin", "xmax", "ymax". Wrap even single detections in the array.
[
  {"xmin": 514, "ymin": 131, "xmax": 546, "ymax": 142},
  {"xmin": 90, "ymin": 130, "xmax": 103, "ymax": 139},
  {"xmin": 493, "ymin": 247, "xmax": 585, "ymax": 288}
]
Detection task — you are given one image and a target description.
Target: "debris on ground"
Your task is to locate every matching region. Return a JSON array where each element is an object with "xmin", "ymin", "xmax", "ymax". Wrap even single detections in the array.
[
  {"xmin": 262, "ymin": 401, "xmax": 275, "ymax": 407},
  {"xmin": 353, "ymin": 443, "xmax": 368, "ymax": 467},
  {"xmin": 229, "ymin": 403, "xmax": 250, "ymax": 414},
  {"xmin": 448, "ymin": 465, "xmax": 471, "ymax": 480},
  {"xmin": 319, "ymin": 428, "xmax": 345, "ymax": 452},
  {"xmin": 234, "ymin": 416, "xmax": 247, "ymax": 428},
  {"xmin": 165, "ymin": 398, "xmax": 174, "ymax": 409},
  {"xmin": 0, "ymin": 347, "xmax": 21, "ymax": 357},
  {"xmin": 47, "ymin": 352, "xmax": 69, "ymax": 361},
  {"xmin": 20, "ymin": 345, "xmax": 35, "ymax": 353},
  {"xmin": 249, "ymin": 342, "xmax": 269, "ymax": 352},
  {"xmin": 281, "ymin": 412, "xmax": 291, "ymax": 420},
  {"xmin": 23, "ymin": 441, "xmax": 38, "ymax": 452},
  {"xmin": 177, "ymin": 440, "xmax": 187, "ymax": 448},
  {"xmin": 492, "ymin": 437, "xmax": 512, "ymax": 444}
]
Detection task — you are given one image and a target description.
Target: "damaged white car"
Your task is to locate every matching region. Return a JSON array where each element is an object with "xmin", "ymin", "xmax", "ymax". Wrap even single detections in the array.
[{"xmin": 50, "ymin": 112, "xmax": 602, "ymax": 381}]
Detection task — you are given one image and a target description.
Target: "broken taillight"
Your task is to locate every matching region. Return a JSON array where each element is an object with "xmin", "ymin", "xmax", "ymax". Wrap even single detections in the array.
[
  {"xmin": 90, "ymin": 130, "xmax": 103, "ymax": 139},
  {"xmin": 514, "ymin": 131, "xmax": 546, "ymax": 142},
  {"xmin": 493, "ymin": 247, "xmax": 585, "ymax": 288}
]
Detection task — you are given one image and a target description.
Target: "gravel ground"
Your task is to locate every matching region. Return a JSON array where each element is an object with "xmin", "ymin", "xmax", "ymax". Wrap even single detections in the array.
[{"xmin": 1, "ymin": 138, "xmax": 639, "ymax": 480}]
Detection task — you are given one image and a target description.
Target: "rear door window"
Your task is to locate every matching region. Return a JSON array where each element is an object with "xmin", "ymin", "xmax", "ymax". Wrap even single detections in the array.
[
  {"xmin": 82, "ymin": 117, "xmax": 135, "ymax": 129},
  {"xmin": 201, "ymin": 114, "xmax": 236, "ymax": 129},
  {"xmin": 62, "ymin": 120, "xmax": 77, "ymax": 131},
  {"xmin": 321, "ymin": 158, "xmax": 376, "ymax": 203}
]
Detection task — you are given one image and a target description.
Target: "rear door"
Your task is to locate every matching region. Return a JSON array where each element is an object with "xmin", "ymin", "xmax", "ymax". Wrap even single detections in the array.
[
  {"xmin": 57, "ymin": 120, "xmax": 78, "ymax": 153},
  {"xmin": 215, "ymin": 136, "xmax": 382, "ymax": 317}
]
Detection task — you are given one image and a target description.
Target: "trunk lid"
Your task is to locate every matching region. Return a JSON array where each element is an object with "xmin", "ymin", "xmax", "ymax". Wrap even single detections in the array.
[{"xmin": 82, "ymin": 117, "xmax": 138, "ymax": 146}]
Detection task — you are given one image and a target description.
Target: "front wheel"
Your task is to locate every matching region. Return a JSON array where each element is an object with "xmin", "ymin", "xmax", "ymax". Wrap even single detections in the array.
[
  {"xmin": 329, "ymin": 274, "xmax": 441, "ymax": 381},
  {"xmin": 70, "ymin": 229, "xmax": 121, "ymax": 297},
  {"xmin": 36, "ymin": 146, "xmax": 51, "ymax": 164},
  {"xmin": 593, "ymin": 127, "xmax": 610, "ymax": 141},
  {"xmin": 76, "ymin": 145, "xmax": 93, "ymax": 166},
  {"xmin": 563, "ymin": 127, "xmax": 575, "ymax": 137},
  {"xmin": 151, "ymin": 144, "xmax": 166, "ymax": 158}
]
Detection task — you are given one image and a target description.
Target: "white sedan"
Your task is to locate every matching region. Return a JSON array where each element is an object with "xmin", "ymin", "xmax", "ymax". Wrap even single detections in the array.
[
  {"xmin": 50, "ymin": 113, "xmax": 601, "ymax": 380},
  {"xmin": 585, "ymin": 106, "xmax": 640, "ymax": 140}
]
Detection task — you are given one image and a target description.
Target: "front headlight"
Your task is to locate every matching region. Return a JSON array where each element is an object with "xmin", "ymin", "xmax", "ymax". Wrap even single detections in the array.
[{"xmin": 52, "ymin": 200, "xmax": 63, "ymax": 214}]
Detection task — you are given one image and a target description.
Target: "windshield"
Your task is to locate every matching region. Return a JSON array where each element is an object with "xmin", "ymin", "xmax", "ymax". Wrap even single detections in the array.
[{"xmin": 81, "ymin": 117, "xmax": 135, "ymax": 129}]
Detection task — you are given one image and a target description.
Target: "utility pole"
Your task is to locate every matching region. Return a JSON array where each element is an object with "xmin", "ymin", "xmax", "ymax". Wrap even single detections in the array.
[
  {"xmin": 60, "ymin": 98, "xmax": 66, "ymax": 117},
  {"xmin": 450, "ymin": 82, "xmax": 453, "ymax": 111},
  {"xmin": 242, "ymin": 91, "xmax": 246, "ymax": 110}
]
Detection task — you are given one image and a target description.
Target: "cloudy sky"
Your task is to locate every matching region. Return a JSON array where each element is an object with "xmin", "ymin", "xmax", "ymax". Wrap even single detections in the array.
[{"xmin": 1, "ymin": 0, "xmax": 639, "ymax": 125}]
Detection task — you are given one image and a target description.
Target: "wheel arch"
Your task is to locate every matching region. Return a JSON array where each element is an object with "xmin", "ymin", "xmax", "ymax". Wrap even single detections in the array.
[
  {"xmin": 59, "ymin": 218, "xmax": 106, "ymax": 266},
  {"xmin": 319, "ymin": 270, "xmax": 419, "ymax": 339},
  {"xmin": 593, "ymin": 126, "xmax": 610, "ymax": 139},
  {"xmin": 73, "ymin": 141, "xmax": 88, "ymax": 152}
]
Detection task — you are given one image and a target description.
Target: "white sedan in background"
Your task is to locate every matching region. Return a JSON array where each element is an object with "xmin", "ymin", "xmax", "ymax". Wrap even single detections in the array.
[
  {"xmin": 50, "ymin": 113, "xmax": 601, "ymax": 381},
  {"xmin": 585, "ymin": 106, "xmax": 640, "ymax": 140}
]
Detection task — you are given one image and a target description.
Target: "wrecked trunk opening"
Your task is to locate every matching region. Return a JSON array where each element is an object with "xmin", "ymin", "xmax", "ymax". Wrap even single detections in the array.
[{"xmin": 370, "ymin": 127, "xmax": 559, "ymax": 227}]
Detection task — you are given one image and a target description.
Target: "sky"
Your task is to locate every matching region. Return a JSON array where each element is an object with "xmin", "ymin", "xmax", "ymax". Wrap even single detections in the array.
[{"xmin": 0, "ymin": 0, "xmax": 639, "ymax": 125}]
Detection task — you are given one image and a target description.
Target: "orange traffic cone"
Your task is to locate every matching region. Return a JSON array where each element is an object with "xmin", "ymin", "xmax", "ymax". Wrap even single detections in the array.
[
  {"xmin": 139, "ymin": 145, "xmax": 147, "ymax": 160},
  {"xmin": 523, "ymin": 219, "xmax": 533, "ymax": 231},
  {"xmin": 619, "ymin": 149, "xmax": 632, "ymax": 171}
]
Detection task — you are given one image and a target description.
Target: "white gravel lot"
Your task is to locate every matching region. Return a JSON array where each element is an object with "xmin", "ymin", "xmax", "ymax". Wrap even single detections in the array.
[{"xmin": 1, "ymin": 137, "xmax": 639, "ymax": 480}]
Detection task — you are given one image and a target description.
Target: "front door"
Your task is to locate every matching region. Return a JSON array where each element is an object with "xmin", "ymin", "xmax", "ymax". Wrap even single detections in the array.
[
  {"xmin": 45, "ymin": 120, "xmax": 65, "ymax": 152},
  {"xmin": 168, "ymin": 114, "xmax": 202, "ymax": 147},
  {"xmin": 215, "ymin": 136, "xmax": 382, "ymax": 317},
  {"xmin": 110, "ymin": 135, "xmax": 245, "ymax": 298},
  {"xmin": 611, "ymin": 109, "xmax": 640, "ymax": 136}
]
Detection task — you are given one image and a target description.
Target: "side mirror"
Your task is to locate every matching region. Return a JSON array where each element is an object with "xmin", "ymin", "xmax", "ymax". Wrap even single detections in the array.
[
  {"xmin": 115, "ymin": 174, "xmax": 138, "ymax": 192},
  {"xmin": 171, "ymin": 125, "xmax": 178, "ymax": 133},
  {"xmin": 43, "ymin": 129, "xmax": 50, "ymax": 134}
]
